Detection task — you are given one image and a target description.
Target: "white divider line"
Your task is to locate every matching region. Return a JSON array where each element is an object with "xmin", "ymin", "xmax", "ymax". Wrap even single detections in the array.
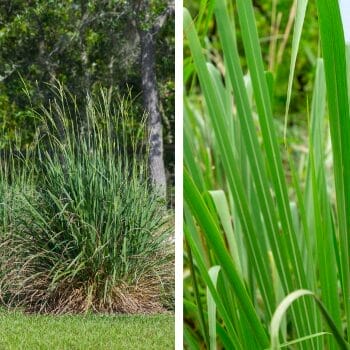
[
  {"xmin": 339, "ymin": 0, "xmax": 350, "ymax": 43},
  {"xmin": 175, "ymin": 1, "xmax": 184, "ymax": 349}
]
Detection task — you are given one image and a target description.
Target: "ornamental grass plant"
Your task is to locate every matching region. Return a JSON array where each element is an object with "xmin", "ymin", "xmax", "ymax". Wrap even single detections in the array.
[
  {"xmin": 0, "ymin": 88, "xmax": 174, "ymax": 314},
  {"xmin": 184, "ymin": 0, "xmax": 350, "ymax": 349}
]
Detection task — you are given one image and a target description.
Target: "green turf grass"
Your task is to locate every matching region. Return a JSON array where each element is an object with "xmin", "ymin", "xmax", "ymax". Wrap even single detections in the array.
[{"xmin": 0, "ymin": 310, "xmax": 174, "ymax": 350}]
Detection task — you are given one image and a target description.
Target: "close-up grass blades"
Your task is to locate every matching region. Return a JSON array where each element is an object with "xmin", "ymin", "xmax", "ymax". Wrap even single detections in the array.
[{"xmin": 184, "ymin": 0, "xmax": 350, "ymax": 349}]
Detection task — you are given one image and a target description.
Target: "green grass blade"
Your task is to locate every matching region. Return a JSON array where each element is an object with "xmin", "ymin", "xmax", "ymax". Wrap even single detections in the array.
[
  {"xmin": 184, "ymin": 325, "xmax": 202, "ymax": 350},
  {"xmin": 184, "ymin": 7, "xmax": 276, "ymax": 319},
  {"xmin": 213, "ymin": 0, "xmax": 318, "ymax": 344},
  {"xmin": 185, "ymin": 237, "xmax": 210, "ymax": 349},
  {"xmin": 284, "ymin": 0, "xmax": 308, "ymax": 142},
  {"xmin": 307, "ymin": 59, "xmax": 342, "ymax": 338},
  {"xmin": 184, "ymin": 169, "xmax": 269, "ymax": 348},
  {"xmin": 184, "ymin": 222, "xmax": 243, "ymax": 349},
  {"xmin": 315, "ymin": 0, "xmax": 350, "ymax": 332},
  {"xmin": 209, "ymin": 190, "xmax": 242, "ymax": 273},
  {"xmin": 266, "ymin": 332, "xmax": 331, "ymax": 350},
  {"xmin": 207, "ymin": 266, "xmax": 221, "ymax": 350},
  {"xmin": 234, "ymin": 0, "xmax": 308, "ymax": 293},
  {"xmin": 184, "ymin": 103, "xmax": 206, "ymax": 192},
  {"xmin": 270, "ymin": 290, "xmax": 349, "ymax": 350}
]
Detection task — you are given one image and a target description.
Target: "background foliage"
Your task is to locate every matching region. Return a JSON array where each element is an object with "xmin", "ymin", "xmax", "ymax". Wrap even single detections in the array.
[
  {"xmin": 185, "ymin": 0, "xmax": 318, "ymax": 124},
  {"xmin": 0, "ymin": 0, "xmax": 174, "ymax": 186}
]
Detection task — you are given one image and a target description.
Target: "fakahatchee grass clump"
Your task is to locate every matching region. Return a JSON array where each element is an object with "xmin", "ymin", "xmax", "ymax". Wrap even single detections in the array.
[{"xmin": 0, "ymin": 88, "xmax": 174, "ymax": 314}]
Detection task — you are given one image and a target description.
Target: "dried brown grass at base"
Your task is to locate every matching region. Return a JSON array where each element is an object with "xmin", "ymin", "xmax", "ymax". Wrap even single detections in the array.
[
  {"xmin": 0, "ymin": 239, "xmax": 174, "ymax": 315},
  {"xmin": 0, "ymin": 271, "xmax": 173, "ymax": 315}
]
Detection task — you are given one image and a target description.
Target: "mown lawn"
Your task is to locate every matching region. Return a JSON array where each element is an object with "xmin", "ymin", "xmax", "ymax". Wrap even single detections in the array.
[{"xmin": 0, "ymin": 310, "xmax": 174, "ymax": 349}]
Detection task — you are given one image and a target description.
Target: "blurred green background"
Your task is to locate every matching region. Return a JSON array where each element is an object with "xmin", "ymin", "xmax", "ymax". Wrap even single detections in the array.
[{"xmin": 184, "ymin": 0, "xmax": 319, "ymax": 128}]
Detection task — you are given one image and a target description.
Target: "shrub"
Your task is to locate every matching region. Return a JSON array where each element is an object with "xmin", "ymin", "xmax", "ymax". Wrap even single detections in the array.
[{"xmin": 0, "ymin": 88, "xmax": 174, "ymax": 314}]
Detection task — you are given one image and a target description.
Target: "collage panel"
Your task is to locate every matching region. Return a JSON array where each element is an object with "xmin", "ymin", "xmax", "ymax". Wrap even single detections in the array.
[
  {"xmin": 0, "ymin": 1, "xmax": 175, "ymax": 349},
  {"xmin": 183, "ymin": 0, "xmax": 350, "ymax": 349}
]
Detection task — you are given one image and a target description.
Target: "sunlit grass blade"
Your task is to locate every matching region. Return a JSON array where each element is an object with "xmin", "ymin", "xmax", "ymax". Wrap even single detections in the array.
[
  {"xmin": 284, "ymin": 0, "xmax": 308, "ymax": 142},
  {"xmin": 209, "ymin": 190, "xmax": 242, "ymax": 273},
  {"xmin": 268, "ymin": 332, "xmax": 331, "ymax": 350},
  {"xmin": 207, "ymin": 266, "xmax": 220, "ymax": 350},
  {"xmin": 270, "ymin": 290, "xmax": 349, "ymax": 350}
]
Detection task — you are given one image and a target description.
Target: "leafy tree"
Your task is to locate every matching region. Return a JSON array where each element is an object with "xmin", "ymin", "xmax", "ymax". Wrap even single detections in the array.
[
  {"xmin": 0, "ymin": 0, "xmax": 174, "ymax": 197},
  {"xmin": 131, "ymin": 0, "xmax": 175, "ymax": 197}
]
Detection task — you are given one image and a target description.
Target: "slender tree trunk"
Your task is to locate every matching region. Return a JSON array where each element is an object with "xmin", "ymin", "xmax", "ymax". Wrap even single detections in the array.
[{"xmin": 139, "ymin": 29, "xmax": 167, "ymax": 198}]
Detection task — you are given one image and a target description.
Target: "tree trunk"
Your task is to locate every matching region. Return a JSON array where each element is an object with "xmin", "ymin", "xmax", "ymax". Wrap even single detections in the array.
[{"xmin": 139, "ymin": 29, "xmax": 167, "ymax": 198}]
